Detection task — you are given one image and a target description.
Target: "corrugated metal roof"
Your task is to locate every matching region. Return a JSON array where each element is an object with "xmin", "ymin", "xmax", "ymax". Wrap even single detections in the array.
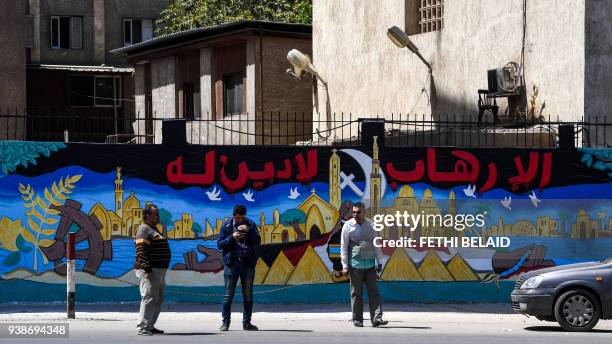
[
  {"xmin": 28, "ymin": 64, "xmax": 134, "ymax": 73},
  {"xmin": 110, "ymin": 19, "xmax": 311, "ymax": 57}
]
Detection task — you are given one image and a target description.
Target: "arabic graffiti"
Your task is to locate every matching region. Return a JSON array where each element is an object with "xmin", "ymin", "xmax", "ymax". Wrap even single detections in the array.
[
  {"xmin": 0, "ymin": 141, "xmax": 611, "ymax": 304},
  {"xmin": 385, "ymin": 148, "xmax": 552, "ymax": 193},
  {"xmin": 167, "ymin": 150, "xmax": 318, "ymax": 192}
]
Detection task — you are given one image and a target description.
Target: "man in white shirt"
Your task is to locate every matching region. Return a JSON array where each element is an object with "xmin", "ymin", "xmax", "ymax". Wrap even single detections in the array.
[{"xmin": 341, "ymin": 202, "xmax": 388, "ymax": 328}]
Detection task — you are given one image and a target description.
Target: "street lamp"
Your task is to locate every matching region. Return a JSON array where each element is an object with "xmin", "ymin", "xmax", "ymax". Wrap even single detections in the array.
[
  {"xmin": 387, "ymin": 26, "xmax": 432, "ymax": 72},
  {"xmin": 286, "ymin": 49, "xmax": 331, "ymax": 140}
]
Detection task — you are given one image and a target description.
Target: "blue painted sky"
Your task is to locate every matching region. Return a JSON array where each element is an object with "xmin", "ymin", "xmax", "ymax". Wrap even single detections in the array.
[{"xmin": 0, "ymin": 166, "xmax": 610, "ymax": 231}]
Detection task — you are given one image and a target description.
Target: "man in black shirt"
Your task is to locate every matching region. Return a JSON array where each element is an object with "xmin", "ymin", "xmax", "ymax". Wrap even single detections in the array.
[{"xmin": 134, "ymin": 202, "xmax": 171, "ymax": 336}]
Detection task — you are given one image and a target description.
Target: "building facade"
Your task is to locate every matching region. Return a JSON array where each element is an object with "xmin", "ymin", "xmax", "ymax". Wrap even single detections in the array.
[
  {"xmin": 23, "ymin": 0, "xmax": 172, "ymax": 142},
  {"xmin": 114, "ymin": 20, "xmax": 313, "ymax": 144},
  {"xmin": 0, "ymin": 1, "xmax": 27, "ymax": 139},
  {"xmin": 313, "ymin": 0, "xmax": 612, "ymax": 146}
]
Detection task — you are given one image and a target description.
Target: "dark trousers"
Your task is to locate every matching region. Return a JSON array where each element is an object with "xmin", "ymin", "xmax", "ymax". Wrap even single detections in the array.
[
  {"xmin": 349, "ymin": 267, "xmax": 383, "ymax": 323},
  {"xmin": 222, "ymin": 260, "xmax": 255, "ymax": 324}
]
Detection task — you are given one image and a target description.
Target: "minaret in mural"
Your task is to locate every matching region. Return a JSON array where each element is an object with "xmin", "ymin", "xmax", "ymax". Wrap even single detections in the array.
[
  {"xmin": 369, "ymin": 136, "xmax": 381, "ymax": 215},
  {"xmin": 448, "ymin": 191, "xmax": 456, "ymax": 215},
  {"xmin": 115, "ymin": 167, "xmax": 123, "ymax": 215},
  {"xmin": 329, "ymin": 148, "xmax": 341, "ymax": 209}
]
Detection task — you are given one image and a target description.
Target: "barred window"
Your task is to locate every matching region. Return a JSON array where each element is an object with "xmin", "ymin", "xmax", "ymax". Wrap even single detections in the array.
[{"xmin": 419, "ymin": 0, "xmax": 444, "ymax": 33}]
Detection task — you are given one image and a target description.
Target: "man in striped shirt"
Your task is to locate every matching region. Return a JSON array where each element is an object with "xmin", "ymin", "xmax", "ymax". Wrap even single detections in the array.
[{"xmin": 134, "ymin": 202, "xmax": 171, "ymax": 336}]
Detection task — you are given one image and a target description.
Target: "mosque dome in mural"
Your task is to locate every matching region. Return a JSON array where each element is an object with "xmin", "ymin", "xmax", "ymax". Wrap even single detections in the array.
[
  {"xmin": 511, "ymin": 220, "xmax": 536, "ymax": 236},
  {"xmin": 398, "ymin": 185, "xmax": 415, "ymax": 198},
  {"xmin": 123, "ymin": 192, "xmax": 140, "ymax": 211}
]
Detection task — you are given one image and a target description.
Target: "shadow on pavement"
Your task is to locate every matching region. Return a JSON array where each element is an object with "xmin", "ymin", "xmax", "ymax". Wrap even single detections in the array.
[
  {"xmin": 163, "ymin": 332, "xmax": 217, "ymax": 336},
  {"xmin": 0, "ymin": 303, "xmax": 514, "ymax": 315},
  {"xmin": 256, "ymin": 329, "xmax": 313, "ymax": 332},
  {"xmin": 377, "ymin": 326, "xmax": 432, "ymax": 330},
  {"xmin": 524, "ymin": 326, "xmax": 612, "ymax": 333}
]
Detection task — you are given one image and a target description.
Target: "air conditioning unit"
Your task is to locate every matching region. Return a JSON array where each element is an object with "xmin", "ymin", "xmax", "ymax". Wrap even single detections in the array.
[{"xmin": 487, "ymin": 62, "xmax": 521, "ymax": 96}]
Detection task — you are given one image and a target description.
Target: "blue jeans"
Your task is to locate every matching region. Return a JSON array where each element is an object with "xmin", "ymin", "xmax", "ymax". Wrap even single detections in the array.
[{"xmin": 221, "ymin": 260, "xmax": 255, "ymax": 324}]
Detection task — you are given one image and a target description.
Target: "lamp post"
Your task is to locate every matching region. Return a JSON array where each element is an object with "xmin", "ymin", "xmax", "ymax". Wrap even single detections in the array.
[{"xmin": 387, "ymin": 26, "xmax": 432, "ymax": 72}]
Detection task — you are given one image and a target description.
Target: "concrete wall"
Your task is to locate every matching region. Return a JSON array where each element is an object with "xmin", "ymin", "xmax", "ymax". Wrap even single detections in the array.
[
  {"xmin": 313, "ymin": 0, "xmax": 585, "ymax": 127},
  {"xmin": 260, "ymin": 36, "xmax": 313, "ymax": 144},
  {"xmin": 150, "ymin": 56, "xmax": 175, "ymax": 143},
  {"xmin": 132, "ymin": 63, "xmax": 146, "ymax": 141},
  {"xmin": 104, "ymin": 0, "xmax": 172, "ymax": 66},
  {"xmin": 151, "ymin": 56, "xmax": 176, "ymax": 118},
  {"xmin": 0, "ymin": 142, "xmax": 611, "ymax": 303},
  {"xmin": 585, "ymin": 0, "xmax": 612, "ymax": 148},
  {"xmin": 0, "ymin": 0, "xmax": 27, "ymax": 139}
]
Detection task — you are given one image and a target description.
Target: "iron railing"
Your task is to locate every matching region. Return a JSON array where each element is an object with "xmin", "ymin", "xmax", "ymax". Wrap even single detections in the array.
[{"xmin": 0, "ymin": 110, "xmax": 610, "ymax": 148}]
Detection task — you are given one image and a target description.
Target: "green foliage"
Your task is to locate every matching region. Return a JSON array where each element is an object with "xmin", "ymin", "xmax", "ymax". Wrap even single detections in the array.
[
  {"xmin": 192, "ymin": 222, "xmax": 203, "ymax": 233},
  {"xmin": 579, "ymin": 149, "xmax": 612, "ymax": 180},
  {"xmin": 0, "ymin": 142, "xmax": 66, "ymax": 175},
  {"xmin": 280, "ymin": 208, "xmax": 306, "ymax": 225},
  {"xmin": 15, "ymin": 234, "xmax": 32, "ymax": 253},
  {"xmin": 2, "ymin": 251, "xmax": 21, "ymax": 266},
  {"xmin": 158, "ymin": 208, "xmax": 173, "ymax": 229},
  {"xmin": 156, "ymin": 0, "xmax": 312, "ymax": 35}
]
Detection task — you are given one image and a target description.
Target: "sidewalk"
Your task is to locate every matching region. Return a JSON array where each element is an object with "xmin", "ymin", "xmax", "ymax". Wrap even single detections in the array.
[{"xmin": 1, "ymin": 303, "xmax": 611, "ymax": 344}]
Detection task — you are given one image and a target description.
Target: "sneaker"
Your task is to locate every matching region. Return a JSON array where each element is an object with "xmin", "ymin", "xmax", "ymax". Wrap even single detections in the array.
[
  {"xmin": 137, "ymin": 329, "xmax": 153, "ymax": 336},
  {"xmin": 372, "ymin": 319, "xmax": 388, "ymax": 327},
  {"xmin": 353, "ymin": 320, "xmax": 363, "ymax": 327},
  {"xmin": 243, "ymin": 323, "xmax": 258, "ymax": 331},
  {"xmin": 219, "ymin": 322, "xmax": 230, "ymax": 331},
  {"xmin": 151, "ymin": 327, "xmax": 165, "ymax": 334}
]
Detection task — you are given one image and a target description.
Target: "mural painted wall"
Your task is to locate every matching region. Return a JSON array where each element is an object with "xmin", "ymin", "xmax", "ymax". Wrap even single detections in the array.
[{"xmin": 0, "ymin": 139, "xmax": 611, "ymax": 303}]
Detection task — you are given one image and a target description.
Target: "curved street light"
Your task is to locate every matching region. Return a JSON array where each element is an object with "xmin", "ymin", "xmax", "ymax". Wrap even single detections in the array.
[{"xmin": 387, "ymin": 26, "xmax": 432, "ymax": 72}]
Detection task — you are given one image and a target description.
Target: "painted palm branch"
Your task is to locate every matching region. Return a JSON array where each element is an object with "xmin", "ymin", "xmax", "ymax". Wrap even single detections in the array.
[{"xmin": 18, "ymin": 174, "xmax": 82, "ymax": 270}]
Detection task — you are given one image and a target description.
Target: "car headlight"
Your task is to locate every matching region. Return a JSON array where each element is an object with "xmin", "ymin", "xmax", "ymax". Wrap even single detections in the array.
[{"xmin": 520, "ymin": 276, "xmax": 544, "ymax": 289}]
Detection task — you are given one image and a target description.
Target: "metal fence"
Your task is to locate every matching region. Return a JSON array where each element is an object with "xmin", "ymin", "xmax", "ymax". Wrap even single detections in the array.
[{"xmin": 0, "ymin": 110, "xmax": 610, "ymax": 148}]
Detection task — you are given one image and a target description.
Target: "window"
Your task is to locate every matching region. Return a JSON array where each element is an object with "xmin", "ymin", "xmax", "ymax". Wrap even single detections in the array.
[
  {"xmin": 70, "ymin": 75, "xmax": 122, "ymax": 107},
  {"xmin": 123, "ymin": 19, "xmax": 153, "ymax": 46},
  {"xmin": 70, "ymin": 75, "xmax": 94, "ymax": 106},
  {"xmin": 182, "ymin": 81, "xmax": 201, "ymax": 120},
  {"xmin": 223, "ymin": 73, "xmax": 244, "ymax": 116},
  {"xmin": 418, "ymin": 0, "xmax": 444, "ymax": 33},
  {"xmin": 50, "ymin": 16, "xmax": 82, "ymax": 49}
]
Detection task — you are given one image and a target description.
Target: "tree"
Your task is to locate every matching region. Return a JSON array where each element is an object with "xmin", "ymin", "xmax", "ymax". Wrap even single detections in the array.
[
  {"xmin": 279, "ymin": 208, "xmax": 307, "ymax": 241},
  {"xmin": 156, "ymin": 0, "xmax": 312, "ymax": 35},
  {"xmin": 158, "ymin": 208, "xmax": 173, "ymax": 236},
  {"xmin": 192, "ymin": 222, "xmax": 203, "ymax": 238}
]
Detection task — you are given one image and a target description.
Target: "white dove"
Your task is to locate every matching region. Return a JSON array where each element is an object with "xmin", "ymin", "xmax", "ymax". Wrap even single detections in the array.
[
  {"xmin": 288, "ymin": 187, "xmax": 301, "ymax": 200},
  {"xmin": 463, "ymin": 184, "xmax": 477, "ymax": 198},
  {"xmin": 205, "ymin": 186, "xmax": 222, "ymax": 201},
  {"xmin": 528, "ymin": 190, "xmax": 541, "ymax": 208},
  {"xmin": 243, "ymin": 189, "xmax": 255, "ymax": 202},
  {"xmin": 500, "ymin": 196, "xmax": 512, "ymax": 211}
]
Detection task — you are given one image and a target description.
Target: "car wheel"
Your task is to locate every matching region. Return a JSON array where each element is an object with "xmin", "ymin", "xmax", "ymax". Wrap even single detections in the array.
[{"xmin": 554, "ymin": 289, "xmax": 600, "ymax": 332}]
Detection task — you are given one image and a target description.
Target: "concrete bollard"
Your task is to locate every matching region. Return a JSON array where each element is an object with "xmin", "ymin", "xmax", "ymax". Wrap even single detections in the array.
[{"xmin": 66, "ymin": 232, "xmax": 75, "ymax": 319}]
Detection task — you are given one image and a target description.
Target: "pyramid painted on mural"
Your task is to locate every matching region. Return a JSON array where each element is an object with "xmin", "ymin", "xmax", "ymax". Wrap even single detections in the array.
[
  {"xmin": 286, "ymin": 245, "xmax": 332, "ymax": 285},
  {"xmin": 380, "ymin": 248, "xmax": 423, "ymax": 281},
  {"xmin": 254, "ymin": 258, "xmax": 270, "ymax": 285},
  {"xmin": 262, "ymin": 251, "xmax": 295, "ymax": 285},
  {"xmin": 446, "ymin": 254, "xmax": 479, "ymax": 281},
  {"xmin": 418, "ymin": 250, "xmax": 454, "ymax": 281}
]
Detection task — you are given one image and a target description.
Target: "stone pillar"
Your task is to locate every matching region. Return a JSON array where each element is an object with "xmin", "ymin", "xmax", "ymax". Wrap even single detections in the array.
[
  {"xmin": 199, "ymin": 48, "xmax": 213, "ymax": 119},
  {"xmin": 93, "ymin": 0, "xmax": 105, "ymax": 65}
]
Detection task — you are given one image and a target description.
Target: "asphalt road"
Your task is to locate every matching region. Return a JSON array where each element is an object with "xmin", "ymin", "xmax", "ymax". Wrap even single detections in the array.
[{"xmin": 0, "ymin": 303, "xmax": 611, "ymax": 344}]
